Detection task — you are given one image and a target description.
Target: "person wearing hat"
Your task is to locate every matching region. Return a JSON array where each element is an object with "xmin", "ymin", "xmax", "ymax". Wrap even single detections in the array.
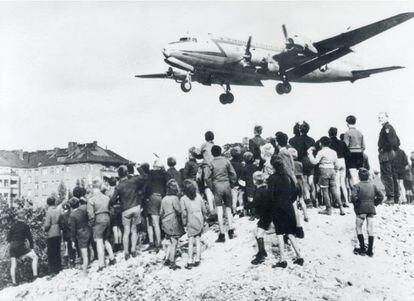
[
  {"xmin": 43, "ymin": 196, "xmax": 63, "ymax": 275},
  {"xmin": 110, "ymin": 165, "xmax": 148, "ymax": 259},
  {"xmin": 69, "ymin": 196, "xmax": 91, "ymax": 275},
  {"xmin": 351, "ymin": 168, "xmax": 384, "ymax": 257},
  {"xmin": 7, "ymin": 210, "xmax": 38, "ymax": 285},
  {"xmin": 87, "ymin": 178, "xmax": 116, "ymax": 271}
]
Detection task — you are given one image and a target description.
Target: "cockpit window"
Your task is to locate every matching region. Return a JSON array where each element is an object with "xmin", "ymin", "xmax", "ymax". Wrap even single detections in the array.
[
  {"xmin": 169, "ymin": 37, "xmax": 197, "ymax": 44},
  {"xmin": 179, "ymin": 37, "xmax": 190, "ymax": 42}
]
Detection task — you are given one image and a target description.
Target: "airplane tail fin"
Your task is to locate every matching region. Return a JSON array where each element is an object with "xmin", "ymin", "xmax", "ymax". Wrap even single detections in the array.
[{"xmin": 351, "ymin": 66, "xmax": 404, "ymax": 82}]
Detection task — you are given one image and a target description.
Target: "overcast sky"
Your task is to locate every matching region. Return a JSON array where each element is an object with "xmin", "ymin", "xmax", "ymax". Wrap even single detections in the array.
[{"xmin": 1, "ymin": 1, "xmax": 414, "ymax": 169}]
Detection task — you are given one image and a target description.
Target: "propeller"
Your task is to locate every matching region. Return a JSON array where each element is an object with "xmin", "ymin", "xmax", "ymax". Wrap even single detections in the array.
[{"xmin": 242, "ymin": 36, "xmax": 253, "ymax": 67}]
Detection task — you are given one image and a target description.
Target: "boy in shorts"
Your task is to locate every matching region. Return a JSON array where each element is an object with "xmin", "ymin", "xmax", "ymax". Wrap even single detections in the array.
[{"xmin": 351, "ymin": 168, "xmax": 384, "ymax": 256}]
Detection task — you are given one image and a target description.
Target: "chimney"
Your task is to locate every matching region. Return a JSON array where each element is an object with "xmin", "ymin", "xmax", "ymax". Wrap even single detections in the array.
[
  {"xmin": 93, "ymin": 141, "xmax": 98, "ymax": 147},
  {"xmin": 68, "ymin": 142, "xmax": 77, "ymax": 154}
]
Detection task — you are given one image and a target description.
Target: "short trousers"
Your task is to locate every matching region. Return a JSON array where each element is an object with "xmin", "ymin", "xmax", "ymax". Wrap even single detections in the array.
[
  {"xmin": 93, "ymin": 213, "xmax": 111, "ymax": 240},
  {"xmin": 77, "ymin": 227, "xmax": 92, "ymax": 249},
  {"xmin": 346, "ymin": 152, "xmax": 364, "ymax": 169},
  {"xmin": 357, "ymin": 213, "xmax": 374, "ymax": 219},
  {"xmin": 148, "ymin": 193, "xmax": 162, "ymax": 216},
  {"xmin": 302, "ymin": 156, "xmax": 315, "ymax": 176},
  {"xmin": 257, "ymin": 216, "xmax": 273, "ymax": 231},
  {"xmin": 213, "ymin": 182, "xmax": 233, "ymax": 207},
  {"xmin": 319, "ymin": 168, "xmax": 337, "ymax": 188},
  {"xmin": 111, "ymin": 204, "xmax": 123, "ymax": 227},
  {"xmin": 403, "ymin": 179, "xmax": 413, "ymax": 191},
  {"xmin": 122, "ymin": 205, "xmax": 141, "ymax": 227},
  {"xmin": 9, "ymin": 241, "xmax": 30, "ymax": 259}
]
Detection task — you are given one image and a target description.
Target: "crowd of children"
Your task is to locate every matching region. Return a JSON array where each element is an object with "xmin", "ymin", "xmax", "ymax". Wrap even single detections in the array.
[{"xmin": 7, "ymin": 112, "xmax": 414, "ymax": 285}]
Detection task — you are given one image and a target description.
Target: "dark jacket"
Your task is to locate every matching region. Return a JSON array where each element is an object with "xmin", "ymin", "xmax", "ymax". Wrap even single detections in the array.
[
  {"xmin": 329, "ymin": 136, "xmax": 350, "ymax": 159},
  {"xmin": 110, "ymin": 174, "xmax": 148, "ymax": 211},
  {"xmin": 351, "ymin": 181, "xmax": 384, "ymax": 215},
  {"xmin": 249, "ymin": 135, "xmax": 266, "ymax": 160},
  {"xmin": 240, "ymin": 162, "xmax": 259, "ymax": 195},
  {"xmin": 245, "ymin": 185, "xmax": 272, "ymax": 219},
  {"xmin": 148, "ymin": 169, "xmax": 168, "ymax": 196},
  {"xmin": 267, "ymin": 171, "xmax": 298, "ymax": 210},
  {"xmin": 378, "ymin": 122, "xmax": 400, "ymax": 152},
  {"xmin": 292, "ymin": 134, "xmax": 316, "ymax": 162},
  {"xmin": 393, "ymin": 148, "xmax": 409, "ymax": 174},
  {"xmin": 230, "ymin": 155, "xmax": 244, "ymax": 182},
  {"xmin": 205, "ymin": 156, "xmax": 237, "ymax": 188},
  {"xmin": 183, "ymin": 159, "xmax": 198, "ymax": 181},
  {"xmin": 166, "ymin": 167, "xmax": 183, "ymax": 188},
  {"xmin": 69, "ymin": 205, "xmax": 91, "ymax": 243},
  {"xmin": 7, "ymin": 221, "xmax": 34, "ymax": 248}
]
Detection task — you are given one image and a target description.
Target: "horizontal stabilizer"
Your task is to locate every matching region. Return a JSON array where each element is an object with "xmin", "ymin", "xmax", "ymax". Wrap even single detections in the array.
[
  {"xmin": 135, "ymin": 73, "xmax": 169, "ymax": 79},
  {"xmin": 351, "ymin": 66, "xmax": 404, "ymax": 81}
]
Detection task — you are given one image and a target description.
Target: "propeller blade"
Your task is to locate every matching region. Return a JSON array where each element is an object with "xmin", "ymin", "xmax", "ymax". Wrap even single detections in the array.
[
  {"xmin": 282, "ymin": 24, "xmax": 288, "ymax": 42},
  {"xmin": 244, "ymin": 36, "xmax": 252, "ymax": 58}
]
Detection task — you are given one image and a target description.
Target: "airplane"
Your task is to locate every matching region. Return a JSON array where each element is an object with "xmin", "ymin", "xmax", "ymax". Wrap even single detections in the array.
[{"xmin": 135, "ymin": 12, "xmax": 414, "ymax": 104}]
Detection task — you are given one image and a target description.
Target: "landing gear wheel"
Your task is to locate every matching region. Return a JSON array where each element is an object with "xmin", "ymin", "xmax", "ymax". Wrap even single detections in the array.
[
  {"xmin": 219, "ymin": 93, "xmax": 234, "ymax": 104},
  {"xmin": 276, "ymin": 83, "xmax": 285, "ymax": 95},
  {"xmin": 180, "ymin": 81, "xmax": 191, "ymax": 92},
  {"xmin": 283, "ymin": 82, "xmax": 291, "ymax": 94}
]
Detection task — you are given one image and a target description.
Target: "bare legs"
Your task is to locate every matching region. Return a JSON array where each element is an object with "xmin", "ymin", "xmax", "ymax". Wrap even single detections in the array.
[
  {"xmin": 95, "ymin": 238, "xmax": 115, "ymax": 268},
  {"xmin": 151, "ymin": 215, "xmax": 161, "ymax": 247},
  {"xmin": 216, "ymin": 206, "xmax": 233, "ymax": 234},
  {"xmin": 80, "ymin": 248, "xmax": 88, "ymax": 275}
]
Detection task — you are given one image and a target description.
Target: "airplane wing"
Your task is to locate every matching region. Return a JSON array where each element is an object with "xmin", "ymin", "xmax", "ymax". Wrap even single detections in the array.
[
  {"xmin": 135, "ymin": 68, "xmax": 186, "ymax": 80},
  {"xmin": 135, "ymin": 73, "xmax": 170, "ymax": 79},
  {"xmin": 313, "ymin": 12, "xmax": 414, "ymax": 53},
  {"xmin": 351, "ymin": 66, "xmax": 404, "ymax": 81},
  {"xmin": 286, "ymin": 47, "xmax": 353, "ymax": 78}
]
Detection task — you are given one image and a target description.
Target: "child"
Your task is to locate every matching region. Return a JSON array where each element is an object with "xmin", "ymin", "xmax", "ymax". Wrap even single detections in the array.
[
  {"xmin": 267, "ymin": 156, "xmax": 304, "ymax": 268},
  {"xmin": 245, "ymin": 171, "xmax": 272, "ymax": 265},
  {"xmin": 180, "ymin": 180, "xmax": 208, "ymax": 269},
  {"xmin": 160, "ymin": 180, "xmax": 185, "ymax": 270},
  {"xmin": 403, "ymin": 168, "xmax": 413, "ymax": 204},
  {"xmin": 240, "ymin": 151, "xmax": 259, "ymax": 219},
  {"xmin": 69, "ymin": 197, "xmax": 92, "ymax": 275},
  {"xmin": 351, "ymin": 168, "xmax": 384, "ymax": 257},
  {"xmin": 8, "ymin": 210, "xmax": 39, "ymax": 285},
  {"xmin": 291, "ymin": 149, "xmax": 309, "ymax": 222}
]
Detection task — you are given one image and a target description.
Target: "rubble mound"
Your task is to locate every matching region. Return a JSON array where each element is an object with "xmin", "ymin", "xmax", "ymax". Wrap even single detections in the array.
[{"xmin": 1, "ymin": 205, "xmax": 413, "ymax": 301}]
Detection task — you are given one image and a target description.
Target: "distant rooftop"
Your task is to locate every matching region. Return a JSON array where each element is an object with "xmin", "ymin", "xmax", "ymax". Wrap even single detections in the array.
[{"xmin": 0, "ymin": 141, "xmax": 131, "ymax": 168}]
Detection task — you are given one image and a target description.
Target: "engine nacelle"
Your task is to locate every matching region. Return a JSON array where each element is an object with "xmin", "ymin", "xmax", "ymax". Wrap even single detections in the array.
[
  {"xmin": 267, "ymin": 60, "xmax": 280, "ymax": 72},
  {"xmin": 289, "ymin": 35, "xmax": 318, "ymax": 54}
]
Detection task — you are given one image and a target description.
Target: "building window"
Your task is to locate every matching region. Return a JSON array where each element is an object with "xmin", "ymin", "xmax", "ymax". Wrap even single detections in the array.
[
  {"xmin": 35, "ymin": 183, "xmax": 39, "ymax": 190},
  {"xmin": 4, "ymin": 180, "xmax": 8, "ymax": 187},
  {"xmin": 42, "ymin": 182, "xmax": 48, "ymax": 189},
  {"xmin": 42, "ymin": 168, "xmax": 47, "ymax": 175},
  {"xmin": 56, "ymin": 167, "xmax": 60, "ymax": 175},
  {"xmin": 28, "ymin": 177, "xmax": 32, "ymax": 183},
  {"xmin": 50, "ymin": 167, "xmax": 54, "ymax": 174},
  {"xmin": 66, "ymin": 166, "xmax": 70, "ymax": 172}
]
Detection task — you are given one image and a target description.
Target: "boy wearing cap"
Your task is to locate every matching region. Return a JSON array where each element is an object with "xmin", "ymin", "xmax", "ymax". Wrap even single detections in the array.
[
  {"xmin": 351, "ymin": 168, "xmax": 384, "ymax": 257},
  {"xmin": 205, "ymin": 145, "xmax": 237, "ymax": 242}
]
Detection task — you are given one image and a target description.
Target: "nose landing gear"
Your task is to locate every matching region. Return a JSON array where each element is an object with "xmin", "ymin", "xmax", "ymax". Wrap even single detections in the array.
[
  {"xmin": 180, "ymin": 72, "xmax": 192, "ymax": 92},
  {"xmin": 219, "ymin": 83, "xmax": 234, "ymax": 104}
]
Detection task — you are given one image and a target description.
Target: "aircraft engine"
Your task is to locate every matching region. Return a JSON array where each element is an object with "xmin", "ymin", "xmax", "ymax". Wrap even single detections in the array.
[
  {"xmin": 288, "ymin": 35, "xmax": 318, "ymax": 54},
  {"xmin": 267, "ymin": 60, "xmax": 280, "ymax": 72}
]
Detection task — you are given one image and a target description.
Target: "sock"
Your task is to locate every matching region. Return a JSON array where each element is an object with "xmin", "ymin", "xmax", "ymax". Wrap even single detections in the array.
[
  {"xmin": 257, "ymin": 237, "xmax": 265, "ymax": 256},
  {"xmin": 368, "ymin": 236, "xmax": 374, "ymax": 253},
  {"xmin": 357, "ymin": 234, "xmax": 365, "ymax": 250}
]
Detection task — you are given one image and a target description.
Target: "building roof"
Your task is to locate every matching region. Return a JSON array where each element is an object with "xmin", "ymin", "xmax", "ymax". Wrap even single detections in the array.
[{"xmin": 0, "ymin": 142, "xmax": 131, "ymax": 168}]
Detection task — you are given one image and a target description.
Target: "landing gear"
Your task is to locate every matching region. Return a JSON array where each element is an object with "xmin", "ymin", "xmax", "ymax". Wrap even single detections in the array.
[
  {"xmin": 219, "ymin": 93, "xmax": 234, "ymax": 104},
  {"xmin": 180, "ymin": 81, "xmax": 191, "ymax": 92},
  {"xmin": 275, "ymin": 82, "xmax": 292, "ymax": 95},
  {"xmin": 180, "ymin": 72, "xmax": 192, "ymax": 92},
  {"xmin": 219, "ymin": 83, "xmax": 234, "ymax": 104}
]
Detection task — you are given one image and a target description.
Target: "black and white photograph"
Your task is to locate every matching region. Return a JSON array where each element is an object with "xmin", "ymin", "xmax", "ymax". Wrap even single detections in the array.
[{"xmin": 1, "ymin": 1, "xmax": 414, "ymax": 300}]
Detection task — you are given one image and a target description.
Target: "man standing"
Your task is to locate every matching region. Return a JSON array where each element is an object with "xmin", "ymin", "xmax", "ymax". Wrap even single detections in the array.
[
  {"xmin": 205, "ymin": 145, "xmax": 237, "ymax": 242},
  {"xmin": 378, "ymin": 112, "xmax": 400, "ymax": 204},
  {"xmin": 110, "ymin": 165, "xmax": 148, "ymax": 259}
]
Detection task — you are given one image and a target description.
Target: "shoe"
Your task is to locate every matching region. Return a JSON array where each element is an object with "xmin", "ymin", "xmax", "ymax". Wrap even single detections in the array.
[
  {"xmin": 272, "ymin": 261, "xmax": 287, "ymax": 268},
  {"xmin": 12, "ymin": 282, "xmax": 18, "ymax": 287},
  {"xmin": 169, "ymin": 263, "xmax": 181, "ymax": 270},
  {"xmin": 131, "ymin": 251, "xmax": 138, "ymax": 258},
  {"xmin": 283, "ymin": 234, "xmax": 290, "ymax": 245},
  {"xmin": 193, "ymin": 261, "xmax": 200, "ymax": 267},
  {"xmin": 318, "ymin": 209, "xmax": 332, "ymax": 215},
  {"xmin": 340, "ymin": 212, "xmax": 346, "ymax": 216},
  {"xmin": 164, "ymin": 259, "xmax": 171, "ymax": 266},
  {"xmin": 249, "ymin": 216, "xmax": 256, "ymax": 221},
  {"xmin": 185, "ymin": 263, "xmax": 193, "ymax": 270},
  {"xmin": 366, "ymin": 250, "xmax": 374, "ymax": 257},
  {"xmin": 296, "ymin": 227, "xmax": 305, "ymax": 239},
  {"xmin": 304, "ymin": 217, "xmax": 309, "ymax": 222},
  {"xmin": 124, "ymin": 253, "xmax": 130, "ymax": 261},
  {"xmin": 293, "ymin": 258, "xmax": 304, "ymax": 266},
  {"xmin": 109, "ymin": 259, "xmax": 116, "ymax": 266},
  {"xmin": 353, "ymin": 247, "xmax": 366, "ymax": 256},
  {"xmin": 97, "ymin": 266, "xmax": 104, "ymax": 272},
  {"xmin": 228, "ymin": 229, "xmax": 234, "ymax": 239},
  {"xmin": 384, "ymin": 198, "xmax": 394, "ymax": 205},
  {"xmin": 342, "ymin": 203, "xmax": 349, "ymax": 208},
  {"xmin": 216, "ymin": 233, "xmax": 225, "ymax": 243},
  {"xmin": 251, "ymin": 253, "xmax": 265, "ymax": 265}
]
